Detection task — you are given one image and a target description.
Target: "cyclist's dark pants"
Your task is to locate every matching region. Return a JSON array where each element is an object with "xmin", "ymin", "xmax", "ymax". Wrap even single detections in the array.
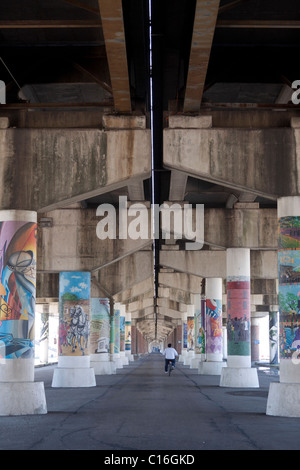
[{"xmin": 165, "ymin": 358, "xmax": 176, "ymax": 372}]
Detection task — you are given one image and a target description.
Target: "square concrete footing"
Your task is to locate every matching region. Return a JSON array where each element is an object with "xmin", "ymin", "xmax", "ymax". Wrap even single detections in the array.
[
  {"xmin": 0, "ymin": 382, "xmax": 47, "ymax": 416},
  {"xmin": 198, "ymin": 361, "xmax": 227, "ymax": 375},
  {"xmin": 51, "ymin": 356, "xmax": 96, "ymax": 387},
  {"xmin": 220, "ymin": 367, "xmax": 259, "ymax": 388},
  {"xmin": 52, "ymin": 367, "xmax": 96, "ymax": 387},
  {"xmin": 266, "ymin": 382, "xmax": 300, "ymax": 417},
  {"xmin": 90, "ymin": 353, "xmax": 116, "ymax": 375}
]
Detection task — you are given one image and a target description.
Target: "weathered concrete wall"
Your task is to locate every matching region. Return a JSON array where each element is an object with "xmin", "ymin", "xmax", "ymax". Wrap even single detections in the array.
[
  {"xmin": 94, "ymin": 250, "xmax": 153, "ymax": 297},
  {"xmin": 164, "ymin": 206, "xmax": 277, "ymax": 248},
  {"xmin": 38, "ymin": 207, "xmax": 152, "ymax": 272},
  {"xmin": 0, "ymin": 127, "xmax": 151, "ymax": 211},
  {"xmin": 160, "ymin": 249, "xmax": 277, "ymax": 279},
  {"xmin": 163, "ymin": 127, "xmax": 296, "ymax": 199}
]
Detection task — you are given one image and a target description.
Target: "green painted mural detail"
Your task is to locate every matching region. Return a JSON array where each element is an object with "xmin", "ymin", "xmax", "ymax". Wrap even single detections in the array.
[{"xmin": 278, "ymin": 217, "xmax": 300, "ymax": 360}]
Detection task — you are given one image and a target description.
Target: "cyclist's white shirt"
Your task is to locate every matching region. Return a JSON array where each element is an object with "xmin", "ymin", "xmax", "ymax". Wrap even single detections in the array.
[{"xmin": 163, "ymin": 347, "xmax": 178, "ymax": 359}]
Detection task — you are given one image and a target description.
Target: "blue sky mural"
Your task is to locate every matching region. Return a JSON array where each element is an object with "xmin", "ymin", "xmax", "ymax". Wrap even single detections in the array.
[{"xmin": 59, "ymin": 272, "xmax": 90, "ymax": 299}]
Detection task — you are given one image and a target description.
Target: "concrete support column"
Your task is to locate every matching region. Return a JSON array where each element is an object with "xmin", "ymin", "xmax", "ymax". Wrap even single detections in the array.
[
  {"xmin": 90, "ymin": 298, "xmax": 116, "ymax": 375},
  {"xmin": 179, "ymin": 312, "xmax": 188, "ymax": 362},
  {"xmin": 40, "ymin": 305, "xmax": 49, "ymax": 365},
  {"xmin": 131, "ymin": 321, "xmax": 137, "ymax": 357},
  {"xmin": 251, "ymin": 317, "xmax": 260, "ymax": 363},
  {"xmin": 220, "ymin": 248, "xmax": 259, "ymax": 387},
  {"xmin": 119, "ymin": 304, "xmax": 128, "ymax": 365},
  {"xmin": 125, "ymin": 311, "xmax": 134, "ymax": 361},
  {"xmin": 177, "ymin": 323, "xmax": 182, "ymax": 355},
  {"xmin": 199, "ymin": 278, "xmax": 226, "ymax": 375},
  {"xmin": 52, "ymin": 272, "xmax": 96, "ymax": 387},
  {"xmin": 113, "ymin": 302, "xmax": 123, "ymax": 368},
  {"xmin": 191, "ymin": 294, "xmax": 203, "ymax": 369},
  {"xmin": 267, "ymin": 196, "xmax": 300, "ymax": 416},
  {"xmin": 269, "ymin": 307, "xmax": 279, "ymax": 365},
  {"xmin": 0, "ymin": 210, "xmax": 47, "ymax": 415},
  {"xmin": 184, "ymin": 305, "xmax": 195, "ymax": 366}
]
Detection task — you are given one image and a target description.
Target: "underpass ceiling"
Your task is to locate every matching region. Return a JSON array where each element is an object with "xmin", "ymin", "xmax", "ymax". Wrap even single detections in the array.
[{"xmin": 1, "ymin": 0, "xmax": 299, "ymax": 340}]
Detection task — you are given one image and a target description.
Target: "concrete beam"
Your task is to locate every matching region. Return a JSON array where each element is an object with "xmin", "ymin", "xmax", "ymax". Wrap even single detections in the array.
[
  {"xmin": 38, "ymin": 208, "xmax": 152, "ymax": 272},
  {"xmin": 157, "ymin": 306, "xmax": 183, "ymax": 319},
  {"xmin": 160, "ymin": 249, "xmax": 278, "ymax": 279},
  {"xmin": 0, "ymin": 127, "xmax": 150, "ymax": 211},
  {"xmin": 97, "ymin": 0, "xmax": 131, "ymax": 112},
  {"xmin": 157, "ymin": 297, "xmax": 187, "ymax": 313},
  {"xmin": 114, "ymin": 277, "xmax": 154, "ymax": 303},
  {"xmin": 183, "ymin": 0, "xmax": 220, "ymax": 112},
  {"xmin": 162, "ymin": 206, "xmax": 277, "ymax": 249},
  {"xmin": 163, "ymin": 123, "xmax": 296, "ymax": 199},
  {"xmin": 159, "ymin": 272, "xmax": 203, "ymax": 294},
  {"xmin": 204, "ymin": 207, "xmax": 277, "ymax": 249},
  {"xmin": 126, "ymin": 294, "xmax": 154, "ymax": 313},
  {"xmin": 93, "ymin": 250, "xmax": 153, "ymax": 297},
  {"xmin": 158, "ymin": 286, "xmax": 193, "ymax": 305}
]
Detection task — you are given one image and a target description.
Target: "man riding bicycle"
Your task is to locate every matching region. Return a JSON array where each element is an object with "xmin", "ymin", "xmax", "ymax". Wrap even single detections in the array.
[{"xmin": 163, "ymin": 343, "xmax": 179, "ymax": 373}]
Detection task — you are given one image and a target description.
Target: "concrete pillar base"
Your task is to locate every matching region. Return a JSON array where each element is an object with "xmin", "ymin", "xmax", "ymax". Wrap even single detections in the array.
[
  {"xmin": 0, "ymin": 382, "xmax": 47, "ymax": 416},
  {"xmin": 266, "ymin": 382, "xmax": 300, "ymax": 417},
  {"xmin": 183, "ymin": 352, "xmax": 194, "ymax": 366},
  {"xmin": 178, "ymin": 351, "xmax": 187, "ymax": 363},
  {"xmin": 125, "ymin": 353, "xmax": 134, "ymax": 362},
  {"xmin": 113, "ymin": 354, "xmax": 123, "ymax": 369},
  {"xmin": 198, "ymin": 361, "xmax": 227, "ymax": 375},
  {"xmin": 220, "ymin": 367, "xmax": 259, "ymax": 388},
  {"xmin": 52, "ymin": 356, "xmax": 96, "ymax": 387},
  {"xmin": 90, "ymin": 353, "xmax": 116, "ymax": 375},
  {"xmin": 120, "ymin": 351, "xmax": 129, "ymax": 365},
  {"xmin": 190, "ymin": 356, "xmax": 202, "ymax": 369}
]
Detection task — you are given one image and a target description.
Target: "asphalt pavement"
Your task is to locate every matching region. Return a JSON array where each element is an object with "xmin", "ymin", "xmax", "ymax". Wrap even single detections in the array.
[{"xmin": 0, "ymin": 353, "xmax": 299, "ymax": 454}]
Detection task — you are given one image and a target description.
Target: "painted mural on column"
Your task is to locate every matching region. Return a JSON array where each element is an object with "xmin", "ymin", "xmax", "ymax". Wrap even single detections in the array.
[
  {"xmin": 195, "ymin": 302, "xmax": 205, "ymax": 354},
  {"xmin": 269, "ymin": 311, "xmax": 278, "ymax": 364},
  {"xmin": 206, "ymin": 298, "xmax": 222, "ymax": 356},
  {"xmin": 90, "ymin": 298, "xmax": 110, "ymax": 354},
  {"xmin": 0, "ymin": 221, "xmax": 37, "ymax": 359},
  {"xmin": 125, "ymin": 320, "xmax": 131, "ymax": 351},
  {"xmin": 183, "ymin": 322, "xmax": 187, "ymax": 349},
  {"xmin": 278, "ymin": 216, "xmax": 300, "ymax": 360},
  {"xmin": 187, "ymin": 316, "xmax": 194, "ymax": 350},
  {"xmin": 114, "ymin": 307, "xmax": 120, "ymax": 354},
  {"xmin": 120, "ymin": 315, "xmax": 125, "ymax": 351},
  {"xmin": 58, "ymin": 272, "xmax": 90, "ymax": 356},
  {"xmin": 227, "ymin": 276, "xmax": 250, "ymax": 356}
]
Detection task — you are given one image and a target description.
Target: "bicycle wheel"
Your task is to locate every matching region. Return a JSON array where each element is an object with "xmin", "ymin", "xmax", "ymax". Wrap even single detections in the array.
[{"xmin": 168, "ymin": 362, "xmax": 172, "ymax": 376}]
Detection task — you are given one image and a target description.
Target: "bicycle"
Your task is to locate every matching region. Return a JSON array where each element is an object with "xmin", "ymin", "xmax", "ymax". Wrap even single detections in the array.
[{"xmin": 167, "ymin": 360, "xmax": 175, "ymax": 376}]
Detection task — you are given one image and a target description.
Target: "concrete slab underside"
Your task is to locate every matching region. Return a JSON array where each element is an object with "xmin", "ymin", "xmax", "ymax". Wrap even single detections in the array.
[{"xmin": 1, "ymin": 354, "xmax": 299, "ymax": 451}]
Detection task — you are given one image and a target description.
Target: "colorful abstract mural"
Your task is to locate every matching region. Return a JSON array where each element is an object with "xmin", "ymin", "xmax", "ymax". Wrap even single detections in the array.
[
  {"xmin": 227, "ymin": 277, "xmax": 250, "ymax": 356},
  {"xmin": 278, "ymin": 216, "xmax": 300, "ymax": 359},
  {"xmin": 120, "ymin": 315, "xmax": 125, "ymax": 351},
  {"xmin": 125, "ymin": 320, "xmax": 131, "ymax": 351},
  {"xmin": 0, "ymin": 220, "xmax": 37, "ymax": 359},
  {"xmin": 187, "ymin": 316, "xmax": 194, "ymax": 350},
  {"xmin": 90, "ymin": 298, "xmax": 110, "ymax": 354},
  {"xmin": 183, "ymin": 322, "xmax": 187, "ymax": 349},
  {"xmin": 58, "ymin": 272, "xmax": 90, "ymax": 356},
  {"xmin": 114, "ymin": 307, "xmax": 120, "ymax": 354},
  {"xmin": 206, "ymin": 298, "xmax": 222, "ymax": 356}
]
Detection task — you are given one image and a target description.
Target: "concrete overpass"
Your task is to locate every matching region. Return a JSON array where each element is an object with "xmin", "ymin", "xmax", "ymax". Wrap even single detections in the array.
[{"xmin": 0, "ymin": 0, "xmax": 300, "ymax": 417}]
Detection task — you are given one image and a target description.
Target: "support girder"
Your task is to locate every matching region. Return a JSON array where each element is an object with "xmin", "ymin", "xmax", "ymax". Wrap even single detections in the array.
[
  {"xmin": 0, "ymin": 127, "xmax": 150, "ymax": 211},
  {"xmin": 163, "ymin": 125, "xmax": 296, "ymax": 199},
  {"xmin": 160, "ymin": 249, "xmax": 277, "ymax": 280}
]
